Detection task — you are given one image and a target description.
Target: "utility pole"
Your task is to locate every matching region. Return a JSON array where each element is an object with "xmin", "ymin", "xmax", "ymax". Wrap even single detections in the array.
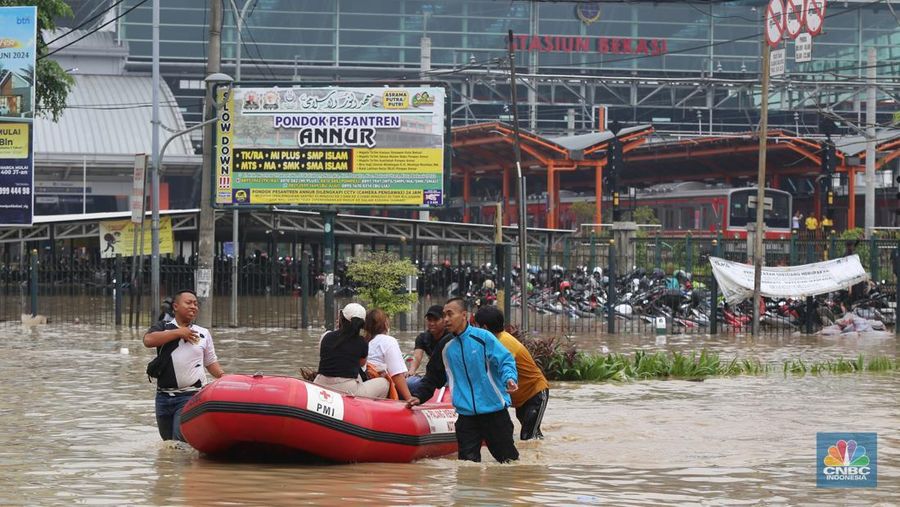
[
  {"xmin": 419, "ymin": 13, "xmax": 431, "ymax": 223},
  {"xmin": 864, "ymin": 47, "xmax": 876, "ymax": 238},
  {"xmin": 197, "ymin": 1, "xmax": 222, "ymax": 328},
  {"xmin": 149, "ymin": 0, "xmax": 160, "ymax": 322},
  {"xmin": 608, "ymin": 121, "xmax": 623, "ymax": 222},
  {"xmin": 228, "ymin": 0, "xmax": 254, "ymax": 327},
  {"xmin": 751, "ymin": 40, "xmax": 772, "ymax": 338},
  {"xmin": 527, "ymin": 5, "xmax": 538, "ymax": 132},
  {"xmin": 508, "ymin": 30, "xmax": 529, "ymax": 334}
]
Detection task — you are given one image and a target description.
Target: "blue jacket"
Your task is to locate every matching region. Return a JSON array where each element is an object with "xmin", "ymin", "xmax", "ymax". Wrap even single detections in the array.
[{"xmin": 442, "ymin": 324, "xmax": 518, "ymax": 416}]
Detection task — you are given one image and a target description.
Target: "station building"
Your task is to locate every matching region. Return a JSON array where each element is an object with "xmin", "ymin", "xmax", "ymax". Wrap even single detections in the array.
[{"xmin": 31, "ymin": 0, "xmax": 900, "ymax": 229}]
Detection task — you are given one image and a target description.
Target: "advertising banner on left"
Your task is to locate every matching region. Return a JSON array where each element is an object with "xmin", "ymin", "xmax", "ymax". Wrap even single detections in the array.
[
  {"xmin": 99, "ymin": 217, "xmax": 174, "ymax": 259},
  {"xmin": 0, "ymin": 6, "xmax": 37, "ymax": 226}
]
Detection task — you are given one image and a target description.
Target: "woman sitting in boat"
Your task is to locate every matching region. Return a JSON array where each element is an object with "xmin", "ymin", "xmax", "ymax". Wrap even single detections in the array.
[
  {"xmin": 314, "ymin": 303, "xmax": 390, "ymax": 398},
  {"xmin": 364, "ymin": 309, "xmax": 415, "ymax": 401}
]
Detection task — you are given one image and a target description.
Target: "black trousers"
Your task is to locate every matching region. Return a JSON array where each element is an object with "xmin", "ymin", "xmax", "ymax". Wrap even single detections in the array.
[
  {"xmin": 515, "ymin": 388, "xmax": 549, "ymax": 440},
  {"xmin": 456, "ymin": 409, "xmax": 519, "ymax": 463}
]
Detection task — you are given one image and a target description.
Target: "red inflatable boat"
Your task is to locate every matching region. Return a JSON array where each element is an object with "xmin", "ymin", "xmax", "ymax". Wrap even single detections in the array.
[{"xmin": 179, "ymin": 374, "xmax": 458, "ymax": 463}]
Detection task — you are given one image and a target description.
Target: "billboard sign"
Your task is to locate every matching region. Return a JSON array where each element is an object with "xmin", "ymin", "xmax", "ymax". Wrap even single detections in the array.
[
  {"xmin": 99, "ymin": 217, "xmax": 173, "ymax": 259},
  {"xmin": 214, "ymin": 83, "xmax": 449, "ymax": 208},
  {"xmin": 0, "ymin": 5, "xmax": 36, "ymax": 226}
]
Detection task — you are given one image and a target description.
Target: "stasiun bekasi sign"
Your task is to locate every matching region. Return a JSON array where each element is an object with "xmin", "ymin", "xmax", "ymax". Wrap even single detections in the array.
[{"xmin": 511, "ymin": 34, "xmax": 667, "ymax": 56}]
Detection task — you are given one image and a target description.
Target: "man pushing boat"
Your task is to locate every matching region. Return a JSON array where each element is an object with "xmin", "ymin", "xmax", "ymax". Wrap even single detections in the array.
[{"xmin": 408, "ymin": 297, "xmax": 520, "ymax": 463}]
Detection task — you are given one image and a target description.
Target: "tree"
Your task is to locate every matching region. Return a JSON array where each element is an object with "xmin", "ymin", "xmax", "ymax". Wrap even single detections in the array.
[
  {"xmin": 2, "ymin": 0, "xmax": 75, "ymax": 121},
  {"xmin": 345, "ymin": 251, "xmax": 418, "ymax": 317},
  {"xmin": 632, "ymin": 206, "xmax": 661, "ymax": 269},
  {"xmin": 632, "ymin": 206, "xmax": 661, "ymax": 225},
  {"xmin": 570, "ymin": 201, "xmax": 595, "ymax": 233}
]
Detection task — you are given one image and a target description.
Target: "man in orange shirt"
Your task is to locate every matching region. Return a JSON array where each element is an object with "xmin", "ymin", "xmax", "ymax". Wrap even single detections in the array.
[{"xmin": 474, "ymin": 306, "xmax": 550, "ymax": 440}]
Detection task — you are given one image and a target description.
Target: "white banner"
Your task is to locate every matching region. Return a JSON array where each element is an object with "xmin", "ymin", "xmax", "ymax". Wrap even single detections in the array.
[{"xmin": 710, "ymin": 255, "xmax": 868, "ymax": 304}]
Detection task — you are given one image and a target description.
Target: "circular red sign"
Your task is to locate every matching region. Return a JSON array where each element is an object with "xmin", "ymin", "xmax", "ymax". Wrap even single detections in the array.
[{"xmin": 765, "ymin": 0, "xmax": 787, "ymax": 47}]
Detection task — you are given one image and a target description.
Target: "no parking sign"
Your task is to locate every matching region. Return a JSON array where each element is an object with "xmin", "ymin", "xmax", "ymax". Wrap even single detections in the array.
[
  {"xmin": 805, "ymin": 0, "xmax": 827, "ymax": 36},
  {"xmin": 765, "ymin": 0, "xmax": 786, "ymax": 47},
  {"xmin": 785, "ymin": 0, "xmax": 806, "ymax": 39}
]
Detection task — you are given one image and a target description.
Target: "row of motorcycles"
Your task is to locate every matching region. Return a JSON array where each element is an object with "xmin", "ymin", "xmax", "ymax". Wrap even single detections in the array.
[{"xmin": 425, "ymin": 262, "xmax": 895, "ymax": 332}]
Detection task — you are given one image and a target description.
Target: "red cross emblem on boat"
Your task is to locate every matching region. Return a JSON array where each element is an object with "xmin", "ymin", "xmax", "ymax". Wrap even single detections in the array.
[{"xmin": 318, "ymin": 390, "xmax": 332, "ymax": 401}]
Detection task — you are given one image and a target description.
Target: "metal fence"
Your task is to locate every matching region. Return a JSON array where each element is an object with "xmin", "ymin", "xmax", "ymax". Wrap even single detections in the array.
[{"xmin": 3, "ymin": 233, "xmax": 897, "ymax": 336}]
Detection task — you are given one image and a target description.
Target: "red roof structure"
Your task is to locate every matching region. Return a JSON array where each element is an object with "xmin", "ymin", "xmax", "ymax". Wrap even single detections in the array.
[{"xmin": 450, "ymin": 124, "xmax": 899, "ymax": 230}]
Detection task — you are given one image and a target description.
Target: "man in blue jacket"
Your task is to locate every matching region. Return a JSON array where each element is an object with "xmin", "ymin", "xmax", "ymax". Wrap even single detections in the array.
[{"xmin": 433, "ymin": 297, "xmax": 519, "ymax": 463}]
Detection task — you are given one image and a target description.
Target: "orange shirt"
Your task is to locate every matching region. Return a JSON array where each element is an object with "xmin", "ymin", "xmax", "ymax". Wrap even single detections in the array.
[{"xmin": 496, "ymin": 331, "xmax": 549, "ymax": 408}]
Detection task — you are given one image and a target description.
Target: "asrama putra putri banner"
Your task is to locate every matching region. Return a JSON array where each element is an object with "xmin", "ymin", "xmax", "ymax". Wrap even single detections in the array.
[
  {"xmin": 0, "ymin": 5, "xmax": 37, "ymax": 226},
  {"xmin": 214, "ymin": 84, "xmax": 448, "ymax": 207}
]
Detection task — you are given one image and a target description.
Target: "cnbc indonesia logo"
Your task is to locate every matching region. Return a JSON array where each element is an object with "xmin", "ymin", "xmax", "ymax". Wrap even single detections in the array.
[{"xmin": 817, "ymin": 433, "xmax": 877, "ymax": 488}]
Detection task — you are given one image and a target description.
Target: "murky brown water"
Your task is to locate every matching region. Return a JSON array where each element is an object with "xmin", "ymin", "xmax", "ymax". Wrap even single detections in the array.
[{"xmin": 0, "ymin": 324, "xmax": 896, "ymax": 505}]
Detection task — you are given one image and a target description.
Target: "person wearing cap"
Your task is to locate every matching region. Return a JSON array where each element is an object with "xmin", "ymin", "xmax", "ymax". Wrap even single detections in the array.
[
  {"xmin": 473, "ymin": 306, "xmax": 549, "ymax": 441},
  {"xmin": 406, "ymin": 305, "xmax": 450, "ymax": 395},
  {"xmin": 143, "ymin": 289, "xmax": 224, "ymax": 441},
  {"xmin": 408, "ymin": 297, "xmax": 519, "ymax": 463},
  {"xmin": 314, "ymin": 303, "xmax": 389, "ymax": 398}
]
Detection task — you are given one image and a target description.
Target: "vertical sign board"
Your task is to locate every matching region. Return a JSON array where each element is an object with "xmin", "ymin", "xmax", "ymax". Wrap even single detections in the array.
[
  {"xmin": 795, "ymin": 33, "xmax": 812, "ymax": 63},
  {"xmin": 131, "ymin": 154, "xmax": 147, "ymax": 223},
  {"xmin": 0, "ymin": 6, "xmax": 37, "ymax": 226},
  {"xmin": 770, "ymin": 48, "xmax": 786, "ymax": 76},
  {"xmin": 213, "ymin": 84, "xmax": 449, "ymax": 208}
]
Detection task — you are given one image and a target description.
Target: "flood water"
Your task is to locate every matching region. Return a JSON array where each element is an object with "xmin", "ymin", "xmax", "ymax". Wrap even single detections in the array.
[{"xmin": 0, "ymin": 323, "xmax": 896, "ymax": 505}]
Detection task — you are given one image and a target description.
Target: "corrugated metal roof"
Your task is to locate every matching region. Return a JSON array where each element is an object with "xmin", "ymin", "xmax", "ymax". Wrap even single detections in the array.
[
  {"xmin": 834, "ymin": 129, "xmax": 900, "ymax": 157},
  {"xmin": 34, "ymin": 74, "xmax": 193, "ymax": 157},
  {"xmin": 44, "ymin": 28, "xmax": 127, "ymax": 54},
  {"xmin": 547, "ymin": 124, "xmax": 652, "ymax": 151}
]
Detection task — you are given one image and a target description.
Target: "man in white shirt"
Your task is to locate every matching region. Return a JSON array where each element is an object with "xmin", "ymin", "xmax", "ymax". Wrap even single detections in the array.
[{"xmin": 143, "ymin": 289, "xmax": 225, "ymax": 441}]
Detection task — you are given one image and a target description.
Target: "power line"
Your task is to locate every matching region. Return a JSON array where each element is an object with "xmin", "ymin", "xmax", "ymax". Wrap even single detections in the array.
[
  {"xmin": 241, "ymin": 27, "xmax": 279, "ymax": 80},
  {"xmin": 685, "ymin": 1, "xmax": 759, "ymax": 23},
  {"xmin": 44, "ymin": 0, "xmax": 128, "ymax": 47},
  {"xmin": 39, "ymin": 0, "xmax": 150, "ymax": 60},
  {"xmin": 239, "ymin": 1, "xmax": 279, "ymax": 80}
]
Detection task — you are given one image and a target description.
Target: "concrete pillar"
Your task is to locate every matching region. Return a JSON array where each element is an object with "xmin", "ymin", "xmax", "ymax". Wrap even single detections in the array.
[{"xmin": 612, "ymin": 221, "xmax": 638, "ymax": 271}]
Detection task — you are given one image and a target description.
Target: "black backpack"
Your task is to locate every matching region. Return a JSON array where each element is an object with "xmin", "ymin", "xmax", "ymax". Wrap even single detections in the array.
[{"xmin": 146, "ymin": 333, "xmax": 178, "ymax": 382}]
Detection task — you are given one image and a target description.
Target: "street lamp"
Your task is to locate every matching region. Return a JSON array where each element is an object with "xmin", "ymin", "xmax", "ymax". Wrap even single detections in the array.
[
  {"xmin": 149, "ymin": 72, "xmax": 233, "ymax": 320},
  {"xmin": 228, "ymin": 0, "xmax": 254, "ymax": 327}
]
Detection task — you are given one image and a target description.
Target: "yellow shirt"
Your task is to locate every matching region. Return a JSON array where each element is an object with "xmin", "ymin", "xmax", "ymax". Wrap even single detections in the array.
[
  {"xmin": 496, "ymin": 331, "xmax": 549, "ymax": 408},
  {"xmin": 805, "ymin": 216, "xmax": 818, "ymax": 231}
]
